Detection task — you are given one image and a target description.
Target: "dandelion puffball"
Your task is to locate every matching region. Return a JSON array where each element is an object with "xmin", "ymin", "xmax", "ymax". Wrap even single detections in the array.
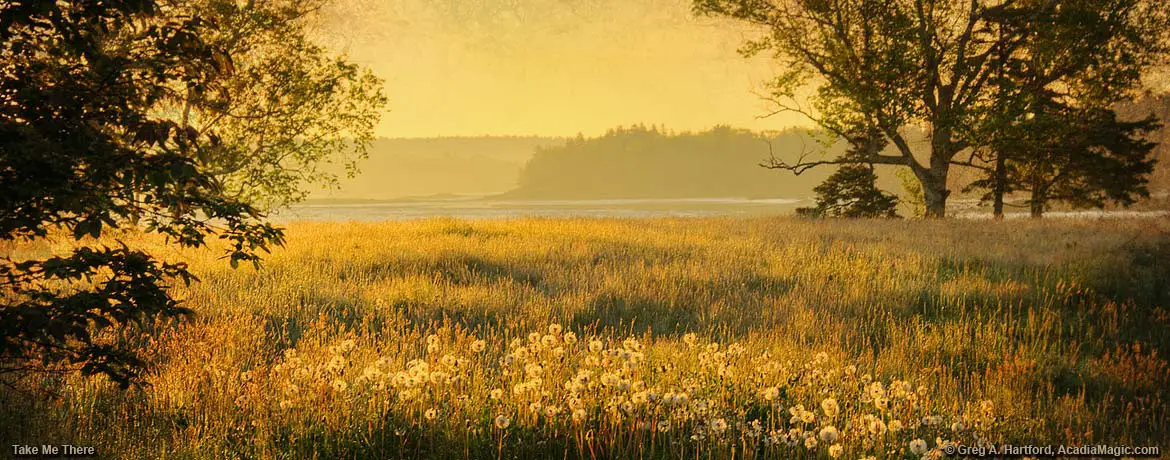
[
  {"xmin": 909, "ymin": 438, "xmax": 929, "ymax": 455},
  {"xmin": 818, "ymin": 426, "xmax": 839, "ymax": 443}
]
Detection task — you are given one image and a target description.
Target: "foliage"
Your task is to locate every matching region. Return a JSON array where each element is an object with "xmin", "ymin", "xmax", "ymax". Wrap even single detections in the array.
[
  {"xmin": 961, "ymin": 0, "xmax": 1169, "ymax": 217},
  {"xmin": 3, "ymin": 218, "xmax": 1169, "ymax": 456},
  {"xmin": 165, "ymin": 0, "xmax": 388, "ymax": 209},
  {"xmin": 694, "ymin": 0, "xmax": 1170, "ymax": 218},
  {"xmin": 796, "ymin": 129, "xmax": 899, "ymax": 218},
  {"xmin": 895, "ymin": 169, "xmax": 926, "ymax": 217},
  {"xmin": 971, "ymin": 106, "xmax": 1159, "ymax": 217},
  {"xmin": 0, "ymin": 0, "xmax": 284, "ymax": 388},
  {"xmin": 797, "ymin": 164, "xmax": 900, "ymax": 218}
]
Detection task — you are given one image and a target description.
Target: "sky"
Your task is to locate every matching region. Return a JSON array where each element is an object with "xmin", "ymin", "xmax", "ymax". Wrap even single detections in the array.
[{"xmin": 313, "ymin": 0, "xmax": 807, "ymax": 138}]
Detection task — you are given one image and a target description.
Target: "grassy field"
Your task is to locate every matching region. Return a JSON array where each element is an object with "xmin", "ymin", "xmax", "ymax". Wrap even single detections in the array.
[{"xmin": 3, "ymin": 217, "xmax": 1169, "ymax": 458}]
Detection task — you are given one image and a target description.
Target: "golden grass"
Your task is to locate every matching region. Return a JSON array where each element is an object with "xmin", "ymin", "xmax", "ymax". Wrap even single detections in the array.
[{"xmin": 3, "ymin": 217, "xmax": 1169, "ymax": 458}]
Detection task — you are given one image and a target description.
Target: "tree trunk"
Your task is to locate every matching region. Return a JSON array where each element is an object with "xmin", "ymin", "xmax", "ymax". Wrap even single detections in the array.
[
  {"xmin": 992, "ymin": 152, "xmax": 1006, "ymax": 220},
  {"xmin": 920, "ymin": 129, "xmax": 955, "ymax": 218},
  {"xmin": 923, "ymin": 177, "xmax": 948, "ymax": 218},
  {"xmin": 1030, "ymin": 176, "xmax": 1045, "ymax": 218}
]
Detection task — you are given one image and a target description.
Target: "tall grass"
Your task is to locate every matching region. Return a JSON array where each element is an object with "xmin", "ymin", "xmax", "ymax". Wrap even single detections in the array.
[{"xmin": 2, "ymin": 217, "xmax": 1168, "ymax": 458}]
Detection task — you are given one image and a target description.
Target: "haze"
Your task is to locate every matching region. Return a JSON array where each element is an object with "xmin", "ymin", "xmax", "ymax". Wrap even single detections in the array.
[{"xmin": 314, "ymin": 0, "xmax": 800, "ymax": 138}]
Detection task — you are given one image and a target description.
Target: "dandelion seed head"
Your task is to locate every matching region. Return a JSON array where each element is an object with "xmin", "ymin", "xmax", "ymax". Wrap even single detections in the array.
[
  {"xmin": 909, "ymin": 438, "xmax": 929, "ymax": 455},
  {"xmin": 818, "ymin": 425, "xmax": 839, "ymax": 443}
]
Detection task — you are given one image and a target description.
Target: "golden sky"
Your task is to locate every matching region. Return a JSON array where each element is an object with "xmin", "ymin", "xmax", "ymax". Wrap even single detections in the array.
[{"xmin": 315, "ymin": 0, "xmax": 807, "ymax": 137}]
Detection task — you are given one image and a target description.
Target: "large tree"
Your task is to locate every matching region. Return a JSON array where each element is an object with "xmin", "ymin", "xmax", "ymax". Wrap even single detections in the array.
[
  {"xmin": 695, "ymin": 0, "xmax": 1169, "ymax": 217},
  {"xmin": 0, "ymin": 0, "xmax": 287, "ymax": 388},
  {"xmin": 965, "ymin": 2, "xmax": 1165, "ymax": 218}
]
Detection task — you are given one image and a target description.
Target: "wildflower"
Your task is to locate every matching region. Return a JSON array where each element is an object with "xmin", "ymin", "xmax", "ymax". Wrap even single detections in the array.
[
  {"xmin": 331, "ymin": 379, "xmax": 348, "ymax": 392},
  {"xmin": 818, "ymin": 426, "xmax": 839, "ymax": 443},
  {"xmin": 494, "ymin": 415, "xmax": 511, "ymax": 429},
  {"xmin": 572, "ymin": 409, "xmax": 587, "ymax": 422},
  {"xmin": 527, "ymin": 332, "xmax": 541, "ymax": 345},
  {"xmin": 828, "ymin": 443, "xmax": 843, "ymax": 458},
  {"xmin": 589, "ymin": 340, "xmax": 604, "ymax": 352},
  {"xmin": 541, "ymin": 334, "xmax": 557, "ymax": 347},
  {"xmin": 980, "ymin": 399, "xmax": 995, "ymax": 417},
  {"xmin": 470, "ymin": 340, "xmax": 486, "ymax": 353},
  {"xmin": 867, "ymin": 418, "xmax": 887, "ymax": 436},
  {"xmin": 563, "ymin": 331, "xmax": 578, "ymax": 344},
  {"xmin": 951, "ymin": 420, "xmax": 965, "ymax": 432},
  {"xmin": 821, "ymin": 398, "xmax": 840, "ymax": 418},
  {"xmin": 657, "ymin": 421, "xmax": 671, "ymax": 432},
  {"xmin": 888, "ymin": 419, "xmax": 903, "ymax": 432},
  {"xmin": 710, "ymin": 418, "xmax": 728, "ymax": 434},
  {"xmin": 429, "ymin": 371, "xmax": 450, "ymax": 384},
  {"xmin": 683, "ymin": 333, "xmax": 698, "ymax": 346},
  {"xmin": 548, "ymin": 324, "xmax": 563, "ymax": 335},
  {"xmin": 762, "ymin": 386, "xmax": 780, "ymax": 401},
  {"xmin": 529, "ymin": 401, "xmax": 543, "ymax": 414},
  {"xmin": 545, "ymin": 405, "xmax": 561, "ymax": 417},
  {"xmin": 425, "ymin": 409, "xmax": 437, "ymax": 421},
  {"xmin": 490, "ymin": 388, "xmax": 504, "ymax": 400},
  {"xmin": 279, "ymin": 399, "xmax": 293, "ymax": 410},
  {"xmin": 909, "ymin": 438, "xmax": 929, "ymax": 455},
  {"xmin": 804, "ymin": 435, "xmax": 818, "ymax": 449}
]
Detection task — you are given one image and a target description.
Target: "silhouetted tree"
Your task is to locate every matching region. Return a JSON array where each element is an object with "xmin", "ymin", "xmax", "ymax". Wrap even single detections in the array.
[
  {"xmin": 695, "ymin": 0, "xmax": 1170, "ymax": 217},
  {"xmin": 1, "ymin": 0, "xmax": 285, "ymax": 389},
  {"xmin": 795, "ymin": 129, "xmax": 899, "ymax": 218}
]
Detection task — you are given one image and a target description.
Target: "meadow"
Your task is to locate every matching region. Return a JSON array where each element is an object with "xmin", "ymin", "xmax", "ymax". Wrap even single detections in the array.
[{"xmin": 2, "ymin": 217, "xmax": 1169, "ymax": 458}]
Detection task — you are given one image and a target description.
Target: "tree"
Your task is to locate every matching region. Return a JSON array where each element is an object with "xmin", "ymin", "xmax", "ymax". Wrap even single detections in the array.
[
  {"xmin": 792, "ymin": 128, "xmax": 900, "ymax": 217},
  {"xmin": 164, "ymin": 0, "xmax": 387, "ymax": 209},
  {"xmin": 694, "ymin": 0, "xmax": 1170, "ymax": 218},
  {"xmin": 796, "ymin": 164, "xmax": 901, "ymax": 217},
  {"xmin": 1, "ymin": 0, "xmax": 285, "ymax": 388},
  {"xmin": 1011, "ymin": 107, "xmax": 1157, "ymax": 217},
  {"xmin": 964, "ymin": 0, "xmax": 1166, "ymax": 218}
]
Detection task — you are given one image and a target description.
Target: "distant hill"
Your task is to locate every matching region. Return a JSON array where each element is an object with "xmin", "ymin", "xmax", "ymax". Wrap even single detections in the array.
[
  {"xmin": 504, "ymin": 125, "xmax": 840, "ymax": 199},
  {"xmin": 312, "ymin": 136, "xmax": 564, "ymax": 200}
]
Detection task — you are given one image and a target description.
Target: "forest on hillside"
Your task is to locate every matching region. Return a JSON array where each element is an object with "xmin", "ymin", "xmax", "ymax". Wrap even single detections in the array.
[{"xmin": 507, "ymin": 125, "xmax": 840, "ymax": 199}]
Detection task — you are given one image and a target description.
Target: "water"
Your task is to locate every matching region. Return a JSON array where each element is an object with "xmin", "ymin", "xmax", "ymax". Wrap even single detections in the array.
[
  {"xmin": 273, "ymin": 197, "xmax": 1169, "ymax": 222},
  {"xmin": 273, "ymin": 197, "xmax": 806, "ymax": 222}
]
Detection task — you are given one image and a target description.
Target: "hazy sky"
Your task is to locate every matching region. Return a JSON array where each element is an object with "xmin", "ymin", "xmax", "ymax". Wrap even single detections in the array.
[{"xmin": 315, "ymin": 0, "xmax": 806, "ymax": 137}]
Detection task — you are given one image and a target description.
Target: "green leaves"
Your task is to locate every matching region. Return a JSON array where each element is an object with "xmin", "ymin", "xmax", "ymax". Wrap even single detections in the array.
[{"xmin": 1, "ymin": 0, "xmax": 286, "ymax": 388}]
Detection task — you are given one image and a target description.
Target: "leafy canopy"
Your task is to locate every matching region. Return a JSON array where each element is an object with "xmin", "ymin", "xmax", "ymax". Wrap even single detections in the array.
[{"xmin": 1, "ymin": 0, "xmax": 285, "ymax": 388}]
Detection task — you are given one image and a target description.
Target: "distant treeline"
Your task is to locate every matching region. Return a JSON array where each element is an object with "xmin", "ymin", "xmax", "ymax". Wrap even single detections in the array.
[{"xmin": 507, "ymin": 125, "xmax": 837, "ymax": 199}]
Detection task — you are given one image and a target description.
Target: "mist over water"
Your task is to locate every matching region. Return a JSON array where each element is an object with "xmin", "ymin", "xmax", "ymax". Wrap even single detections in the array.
[{"xmin": 274, "ymin": 197, "xmax": 805, "ymax": 222}]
